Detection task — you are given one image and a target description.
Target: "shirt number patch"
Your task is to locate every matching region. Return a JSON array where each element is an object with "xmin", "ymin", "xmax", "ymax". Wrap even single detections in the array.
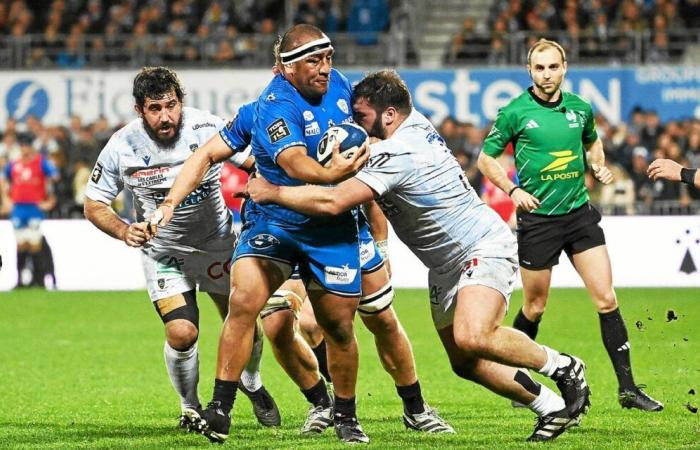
[
  {"xmin": 267, "ymin": 118, "xmax": 290, "ymax": 143},
  {"xmin": 91, "ymin": 162, "xmax": 104, "ymax": 183}
]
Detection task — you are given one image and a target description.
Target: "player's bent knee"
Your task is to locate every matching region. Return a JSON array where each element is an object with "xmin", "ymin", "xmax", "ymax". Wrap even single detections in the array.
[
  {"xmin": 166, "ymin": 320, "xmax": 199, "ymax": 350},
  {"xmin": 357, "ymin": 283, "xmax": 394, "ymax": 317},
  {"xmin": 321, "ymin": 320, "xmax": 355, "ymax": 347},
  {"xmin": 453, "ymin": 329, "xmax": 491, "ymax": 356},
  {"xmin": 595, "ymin": 292, "xmax": 618, "ymax": 312}
]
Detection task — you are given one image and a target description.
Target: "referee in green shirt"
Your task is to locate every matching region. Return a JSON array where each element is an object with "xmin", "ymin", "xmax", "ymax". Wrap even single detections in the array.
[{"xmin": 478, "ymin": 39, "xmax": 662, "ymax": 412}]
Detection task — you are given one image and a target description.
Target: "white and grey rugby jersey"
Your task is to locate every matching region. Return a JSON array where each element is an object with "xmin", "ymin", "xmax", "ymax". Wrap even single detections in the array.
[
  {"xmin": 355, "ymin": 110, "xmax": 516, "ymax": 275},
  {"xmin": 86, "ymin": 107, "xmax": 244, "ymax": 252}
]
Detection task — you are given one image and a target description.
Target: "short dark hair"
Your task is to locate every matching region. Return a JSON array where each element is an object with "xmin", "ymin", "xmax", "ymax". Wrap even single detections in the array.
[
  {"xmin": 352, "ymin": 69, "xmax": 412, "ymax": 115},
  {"xmin": 132, "ymin": 66, "xmax": 185, "ymax": 109}
]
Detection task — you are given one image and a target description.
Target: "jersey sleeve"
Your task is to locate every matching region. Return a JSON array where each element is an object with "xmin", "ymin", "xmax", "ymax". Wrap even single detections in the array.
[
  {"xmin": 256, "ymin": 98, "xmax": 306, "ymax": 163},
  {"xmin": 481, "ymin": 108, "xmax": 515, "ymax": 158},
  {"xmin": 581, "ymin": 103, "xmax": 598, "ymax": 145},
  {"xmin": 85, "ymin": 137, "xmax": 123, "ymax": 204},
  {"xmin": 41, "ymin": 157, "xmax": 58, "ymax": 178},
  {"xmin": 220, "ymin": 102, "xmax": 255, "ymax": 167},
  {"xmin": 354, "ymin": 142, "xmax": 409, "ymax": 196}
]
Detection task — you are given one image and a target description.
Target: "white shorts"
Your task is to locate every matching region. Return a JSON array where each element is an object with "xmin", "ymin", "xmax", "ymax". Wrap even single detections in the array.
[
  {"xmin": 428, "ymin": 255, "xmax": 518, "ymax": 330},
  {"xmin": 14, "ymin": 221, "xmax": 43, "ymax": 246},
  {"xmin": 141, "ymin": 234, "xmax": 236, "ymax": 302}
]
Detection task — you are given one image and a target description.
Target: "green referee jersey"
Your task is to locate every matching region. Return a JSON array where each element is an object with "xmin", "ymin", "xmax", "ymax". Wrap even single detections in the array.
[{"xmin": 482, "ymin": 88, "xmax": 598, "ymax": 216}]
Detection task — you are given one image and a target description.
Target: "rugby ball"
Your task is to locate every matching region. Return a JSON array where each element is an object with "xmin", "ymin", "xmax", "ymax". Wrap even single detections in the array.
[{"xmin": 316, "ymin": 123, "xmax": 369, "ymax": 167}]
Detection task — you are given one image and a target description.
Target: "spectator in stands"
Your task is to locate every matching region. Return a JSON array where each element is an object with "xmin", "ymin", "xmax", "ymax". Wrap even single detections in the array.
[
  {"xmin": 647, "ymin": 30, "xmax": 670, "ymax": 63},
  {"xmin": 641, "ymin": 110, "xmax": 664, "ymax": 150},
  {"xmin": 294, "ymin": 0, "xmax": 340, "ymax": 33},
  {"xmin": 487, "ymin": 37, "xmax": 508, "ymax": 65},
  {"xmin": 599, "ymin": 163, "xmax": 636, "ymax": 215},
  {"xmin": 348, "ymin": 0, "xmax": 389, "ymax": 45},
  {"xmin": 0, "ymin": 131, "xmax": 21, "ymax": 164},
  {"xmin": 56, "ymin": 34, "xmax": 86, "ymax": 68},
  {"xmin": 629, "ymin": 146, "xmax": 655, "ymax": 207},
  {"xmin": 481, "ymin": 154, "xmax": 517, "ymax": 228},
  {"xmin": 1, "ymin": 134, "xmax": 58, "ymax": 288}
]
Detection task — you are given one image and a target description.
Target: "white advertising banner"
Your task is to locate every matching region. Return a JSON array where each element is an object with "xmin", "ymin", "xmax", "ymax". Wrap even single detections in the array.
[
  {"xmin": 0, "ymin": 70, "xmax": 275, "ymax": 127},
  {"xmin": 1, "ymin": 216, "xmax": 699, "ymax": 291}
]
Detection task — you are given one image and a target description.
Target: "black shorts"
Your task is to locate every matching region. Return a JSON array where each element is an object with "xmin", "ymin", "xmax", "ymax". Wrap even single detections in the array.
[{"xmin": 516, "ymin": 203, "xmax": 606, "ymax": 270}]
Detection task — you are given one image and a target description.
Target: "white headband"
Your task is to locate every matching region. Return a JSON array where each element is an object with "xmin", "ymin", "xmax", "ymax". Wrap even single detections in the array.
[{"xmin": 279, "ymin": 36, "xmax": 333, "ymax": 64}]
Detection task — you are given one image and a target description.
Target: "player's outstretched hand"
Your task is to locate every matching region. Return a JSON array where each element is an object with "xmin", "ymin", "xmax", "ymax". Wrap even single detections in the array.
[
  {"xmin": 647, "ymin": 158, "xmax": 682, "ymax": 182},
  {"xmin": 329, "ymin": 140, "xmax": 370, "ymax": 182},
  {"xmin": 591, "ymin": 163, "xmax": 614, "ymax": 184},
  {"xmin": 121, "ymin": 221, "xmax": 153, "ymax": 247},
  {"xmin": 247, "ymin": 175, "xmax": 279, "ymax": 204},
  {"xmin": 511, "ymin": 188, "xmax": 541, "ymax": 213}
]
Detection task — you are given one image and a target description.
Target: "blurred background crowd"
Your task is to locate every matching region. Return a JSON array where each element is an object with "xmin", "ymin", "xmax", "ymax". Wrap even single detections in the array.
[{"xmin": 2, "ymin": 0, "xmax": 700, "ymax": 225}]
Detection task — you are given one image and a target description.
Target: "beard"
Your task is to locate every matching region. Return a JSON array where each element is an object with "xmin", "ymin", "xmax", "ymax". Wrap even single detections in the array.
[
  {"xmin": 143, "ymin": 115, "xmax": 184, "ymax": 149},
  {"xmin": 367, "ymin": 115, "xmax": 386, "ymax": 140}
]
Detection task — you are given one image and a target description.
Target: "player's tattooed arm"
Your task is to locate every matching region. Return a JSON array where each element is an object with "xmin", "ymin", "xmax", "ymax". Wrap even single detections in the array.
[
  {"xmin": 477, "ymin": 151, "xmax": 540, "ymax": 212},
  {"xmin": 84, "ymin": 198, "xmax": 152, "ymax": 247},
  {"xmin": 585, "ymin": 137, "xmax": 613, "ymax": 185},
  {"xmin": 247, "ymin": 175, "xmax": 374, "ymax": 216}
]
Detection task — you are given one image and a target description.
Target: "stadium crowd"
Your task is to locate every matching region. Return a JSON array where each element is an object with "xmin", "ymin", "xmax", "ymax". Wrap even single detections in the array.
[
  {"xmin": 446, "ymin": 0, "xmax": 700, "ymax": 64},
  {"xmin": 0, "ymin": 0, "xmax": 396, "ymax": 68},
  {"xmin": 1, "ymin": 107, "xmax": 699, "ymax": 223}
]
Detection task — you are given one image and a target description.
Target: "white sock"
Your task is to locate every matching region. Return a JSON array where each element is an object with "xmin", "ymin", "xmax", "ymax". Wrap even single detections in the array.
[
  {"xmin": 164, "ymin": 341, "xmax": 200, "ymax": 410},
  {"xmin": 537, "ymin": 345, "xmax": 572, "ymax": 377},
  {"xmin": 241, "ymin": 321, "xmax": 264, "ymax": 392},
  {"xmin": 528, "ymin": 385, "xmax": 566, "ymax": 416}
]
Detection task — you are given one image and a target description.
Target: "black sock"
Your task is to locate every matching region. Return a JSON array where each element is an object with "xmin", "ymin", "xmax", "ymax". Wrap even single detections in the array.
[
  {"xmin": 513, "ymin": 308, "xmax": 540, "ymax": 340},
  {"xmin": 212, "ymin": 379, "xmax": 238, "ymax": 415},
  {"xmin": 396, "ymin": 381, "xmax": 425, "ymax": 414},
  {"xmin": 16, "ymin": 250, "xmax": 27, "ymax": 286},
  {"xmin": 333, "ymin": 395, "xmax": 356, "ymax": 419},
  {"xmin": 311, "ymin": 340, "xmax": 331, "ymax": 382},
  {"xmin": 301, "ymin": 378, "xmax": 332, "ymax": 409},
  {"xmin": 599, "ymin": 308, "xmax": 635, "ymax": 391}
]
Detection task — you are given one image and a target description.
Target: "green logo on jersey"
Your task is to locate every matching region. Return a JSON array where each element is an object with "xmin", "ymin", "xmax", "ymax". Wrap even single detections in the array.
[{"xmin": 540, "ymin": 151, "xmax": 580, "ymax": 181}]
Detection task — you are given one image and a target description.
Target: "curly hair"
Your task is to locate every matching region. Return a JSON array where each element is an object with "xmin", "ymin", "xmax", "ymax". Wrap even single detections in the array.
[{"xmin": 132, "ymin": 66, "xmax": 185, "ymax": 109}]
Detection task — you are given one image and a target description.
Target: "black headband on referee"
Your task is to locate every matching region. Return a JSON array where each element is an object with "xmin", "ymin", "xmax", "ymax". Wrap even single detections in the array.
[{"xmin": 279, "ymin": 36, "xmax": 334, "ymax": 65}]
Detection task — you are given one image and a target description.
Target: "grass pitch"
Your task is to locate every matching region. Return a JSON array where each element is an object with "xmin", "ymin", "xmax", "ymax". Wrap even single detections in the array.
[{"xmin": 1, "ymin": 288, "xmax": 698, "ymax": 449}]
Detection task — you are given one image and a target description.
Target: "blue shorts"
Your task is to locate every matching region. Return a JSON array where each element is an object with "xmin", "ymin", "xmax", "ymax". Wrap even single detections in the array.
[
  {"xmin": 233, "ymin": 215, "xmax": 361, "ymax": 297},
  {"xmin": 11, "ymin": 203, "xmax": 44, "ymax": 229},
  {"xmin": 358, "ymin": 214, "xmax": 384, "ymax": 273}
]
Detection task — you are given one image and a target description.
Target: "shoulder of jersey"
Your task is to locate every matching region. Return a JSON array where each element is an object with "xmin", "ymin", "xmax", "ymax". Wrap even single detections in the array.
[{"xmin": 562, "ymin": 90, "xmax": 592, "ymax": 107}]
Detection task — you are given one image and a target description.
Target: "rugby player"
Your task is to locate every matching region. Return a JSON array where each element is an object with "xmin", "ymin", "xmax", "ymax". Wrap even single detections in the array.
[
  {"xmin": 154, "ymin": 25, "xmax": 371, "ymax": 444},
  {"xmin": 160, "ymin": 90, "xmax": 452, "ymax": 434},
  {"xmin": 478, "ymin": 39, "xmax": 662, "ymax": 412},
  {"xmin": 84, "ymin": 67, "xmax": 281, "ymax": 430},
  {"xmin": 246, "ymin": 69, "xmax": 592, "ymax": 442}
]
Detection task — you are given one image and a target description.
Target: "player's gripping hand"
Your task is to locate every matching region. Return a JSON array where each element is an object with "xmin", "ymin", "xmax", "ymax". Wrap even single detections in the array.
[
  {"xmin": 246, "ymin": 175, "xmax": 278, "ymax": 204},
  {"xmin": 591, "ymin": 163, "xmax": 614, "ymax": 184},
  {"xmin": 147, "ymin": 200, "xmax": 175, "ymax": 236},
  {"xmin": 647, "ymin": 158, "xmax": 682, "ymax": 182},
  {"xmin": 329, "ymin": 140, "xmax": 370, "ymax": 182},
  {"xmin": 511, "ymin": 188, "xmax": 541, "ymax": 213},
  {"xmin": 121, "ymin": 221, "xmax": 153, "ymax": 247}
]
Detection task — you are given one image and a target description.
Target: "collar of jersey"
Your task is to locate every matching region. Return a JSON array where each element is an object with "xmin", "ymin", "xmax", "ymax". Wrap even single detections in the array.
[{"xmin": 528, "ymin": 87, "xmax": 563, "ymax": 109}]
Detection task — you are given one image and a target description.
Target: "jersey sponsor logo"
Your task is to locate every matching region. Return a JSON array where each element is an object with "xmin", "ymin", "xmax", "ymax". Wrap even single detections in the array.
[
  {"xmin": 305, "ymin": 121, "xmax": 320, "ymax": 136},
  {"xmin": 248, "ymin": 233, "xmax": 280, "ymax": 250},
  {"xmin": 303, "ymin": 110, "xmax": 314, "ymax": 121},
  {"xmin": 91, "ymin": 162, "xmax": 104, "ymax": 183},
  {"xmin": 429, "ymin": 284, "xmax": 442, "ymax": 305},
  {"xmin": 156, "ymin": 255, "xmax": 185, "ymax": 275},
  {"xmin": 337, "ymin": 99, "xmax": 349, "ymax": 114},
  {"xmin": 359, "ymin": 241, "xmax": 376, "ymax": 266},
  {"xmin": 540, "ymin": 151, "xmax": 580, "ymax": 181},
  {"xmin": 157, "ymin": 278, "xmax": 166, "ymax": 289},
  {"xmin": 207, "ymin": 259, "xmax": 233, "ymax": 280},
  {"xmin": 190, "ymin": 144, "xmax": 199, "ymax": 151},
  {"xmin": 324, "ymin": 264, "xmax": 357, "ymax": 285},
  {"xmin": 192, "ymin": 122, "xmax": 216, "ymax": 130},
  {"xmin": 525, "ymin": 119, "xmax": 539, "ymax": 129},
  {"xmin": 266, "ymin": 93, "xmax": 276, "ymax": 101},
  {"xmin": 267, "ymin": 118, "xmax": 290, "ymax": 143},
  {"xmin": 130, "ymin": 167, "xmax": 170, "ymax": 187}
]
